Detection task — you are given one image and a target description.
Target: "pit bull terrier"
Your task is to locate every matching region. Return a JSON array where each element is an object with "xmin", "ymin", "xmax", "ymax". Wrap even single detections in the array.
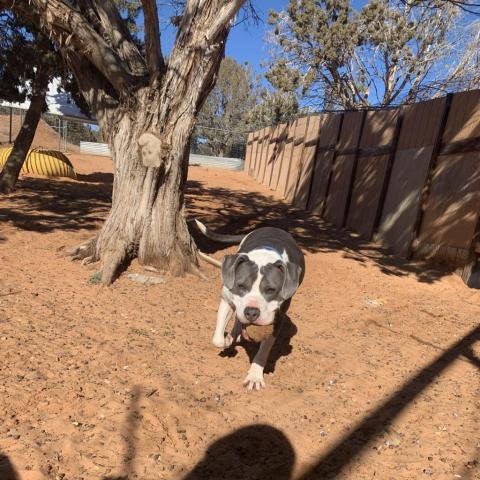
[{"xmin": 195, "ymin": 220, "xmax": 305, "ymax": 390}]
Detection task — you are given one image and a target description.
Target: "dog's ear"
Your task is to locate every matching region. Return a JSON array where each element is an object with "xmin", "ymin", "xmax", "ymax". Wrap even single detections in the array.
[
  {"xmin": 280, "ymin": 262, "xmax": 302, "ymax": 300},
  {"xmin": 221, "ymin": 254, "xmax": 247, "ymax": 289}
]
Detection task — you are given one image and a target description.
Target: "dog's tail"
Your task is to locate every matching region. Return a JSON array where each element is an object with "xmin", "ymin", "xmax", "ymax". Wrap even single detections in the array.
[{"xmin": 195, "ymin": 219, "xmax": 246, "ymax": 244}]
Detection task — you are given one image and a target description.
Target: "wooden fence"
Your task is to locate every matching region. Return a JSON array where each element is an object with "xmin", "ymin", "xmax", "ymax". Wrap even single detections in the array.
[{"xmin": 244, "ymin": 90, "xmax": 480, "ymax": 288}]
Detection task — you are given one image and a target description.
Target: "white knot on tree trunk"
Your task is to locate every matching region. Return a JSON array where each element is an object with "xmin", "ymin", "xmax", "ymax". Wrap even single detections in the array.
[{"xmin": 138, "ymin": 132, "xmax": 172, "ymax": 170}]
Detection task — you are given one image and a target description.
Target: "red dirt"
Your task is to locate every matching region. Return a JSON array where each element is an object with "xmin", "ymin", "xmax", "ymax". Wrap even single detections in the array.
[{"xmin": 0, "ymin": 154, "xmax": 479, "ymax": 480}]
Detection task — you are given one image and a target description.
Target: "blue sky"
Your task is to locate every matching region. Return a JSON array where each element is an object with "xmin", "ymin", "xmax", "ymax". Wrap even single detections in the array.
[
  {"xmin": 156, "ymin": 1, "xmax": 288, "ymax": 75},
  {"xmin": 155, "ymin": 1, "xmax": 369, "ymax": 79}
]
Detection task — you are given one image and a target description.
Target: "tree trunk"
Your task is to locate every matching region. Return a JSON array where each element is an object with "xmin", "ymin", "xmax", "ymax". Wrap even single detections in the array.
[
  {"xmin": 20, "ymin": 0, "xmax": 248, "ymax": 285},
  {"xmin": 0, "ymin": 69, "xmax": 49, "ymax": 194},
  {"xmin": 86, "ymin": 105, "xmax": 199, "ymax": 285}
]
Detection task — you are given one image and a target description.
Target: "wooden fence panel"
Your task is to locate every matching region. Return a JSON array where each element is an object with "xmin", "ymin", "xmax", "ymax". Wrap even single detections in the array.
[
  {"xmin": 324, "ymin": 111, "xmax": 364, "ymax": 226},
  {"xmin": 416, "ymin": 90, "xmax": 480, "ymax": 265},
  {"xmin": 247, "ymin": 129, "xmax": 260, "ymax": 177},
  {"xmin": 346, "ymin": 109, "xmax": 400, "ymax": 239},
  {"xmin": 269, "ymin": 123, "xmax": 288, "ymax": 190},
  {"xmin": 376, "ymin": 97, "xmax": 447, "ymax": 256},
  {"xmin": 307, "ymin": 113, "xmax": 343, "ymax": 213},
  {"xmin": 243, "ymin": 132, "xmax": 254, "ymax": 175},
  {"xmin": 257, "ymin": 127, "xmax": 273, "ymax": 182},
  {"xmin": 285, "ymin": 116, "xmax": 309, "ymax": 203},
  {"xmin": 253, "ymin": 128, "xmax": 267, "ymax": 180},
  {"xmin": 262, "ymin": 125, "xmax": 281, "ymax": 187},
  {"xmin": 292, "ymin": 115, "xmax": 322, "ymax": 209},
  {"xmin": 277, "ymin": 120, "xmax": 297, "ymax": 197}
]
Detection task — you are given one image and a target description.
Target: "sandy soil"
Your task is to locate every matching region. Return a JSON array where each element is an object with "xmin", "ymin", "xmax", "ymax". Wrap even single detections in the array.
[{"xmin": 0, "ymin": 154, "xmax": 479, "ymax": 480}]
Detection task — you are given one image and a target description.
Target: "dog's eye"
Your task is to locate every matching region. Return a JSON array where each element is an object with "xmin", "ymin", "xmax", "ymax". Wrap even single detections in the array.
[
  {"xmin": 265, "ymin": 288, "xmax": 276, "ymax": 295},
  {"xmin": 237, "ymin": 284, "xmax": 246, "ymax": 291}
]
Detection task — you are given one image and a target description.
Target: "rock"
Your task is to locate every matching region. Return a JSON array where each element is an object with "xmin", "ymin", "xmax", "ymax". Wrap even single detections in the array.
[{"xmin": 127, "ymin": 273, "xmax": 166, "ymax": 285}]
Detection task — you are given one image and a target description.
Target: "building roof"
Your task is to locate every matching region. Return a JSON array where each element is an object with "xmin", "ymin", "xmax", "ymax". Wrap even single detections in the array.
[{"xmin": 0, "ymin": 78, "xmax": 96, "ymax": 124}]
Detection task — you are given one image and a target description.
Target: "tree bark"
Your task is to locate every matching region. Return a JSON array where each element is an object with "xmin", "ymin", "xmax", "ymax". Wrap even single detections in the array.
[
  {"xmin": 0, "ymin": 69, "xmax": 49, "ymax": 194},
  {"xmin": 2, "ymin": 0, "xmax": 246, "ymax": 285}
]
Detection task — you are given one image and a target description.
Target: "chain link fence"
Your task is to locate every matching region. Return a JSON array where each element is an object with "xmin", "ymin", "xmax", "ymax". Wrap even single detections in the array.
[
  {"xmin": 1, "ymin": 106, "xmax": 248, "ymax": 161},
  {"xmin": 0, "ymin": 105, "xmax": 99, "ymax": 152}
]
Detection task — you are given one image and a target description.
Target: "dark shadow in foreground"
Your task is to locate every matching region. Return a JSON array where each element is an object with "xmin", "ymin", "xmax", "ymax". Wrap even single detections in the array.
[
  {"xmin": 297, "ymin": 325, "xmax": 480, "ymax": 479},
  {"xmin": 0, "ymin": 454, "xmax": 19, "ymax": 480},
  {"xmin": 183, "ymin": 325, "xmax": 479, "ymax": 480},
  {"xmin": 182, "ymin": 424, "xmax": 295, "ymax": 480}
]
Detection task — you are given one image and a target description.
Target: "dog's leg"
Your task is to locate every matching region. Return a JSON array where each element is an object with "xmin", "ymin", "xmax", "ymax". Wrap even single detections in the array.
[
  {"xmin": 243, "ymin": 334, "xmax": 276, "ymax": 391},
  {"xmin": 212, "ymin": 298, "xmax": 234, "ymax": 348}
]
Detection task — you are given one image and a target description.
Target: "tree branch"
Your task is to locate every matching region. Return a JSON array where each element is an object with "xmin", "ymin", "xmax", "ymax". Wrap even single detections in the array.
[
  {"xmin": 141, "ymin": 0, "xmax": 166, "ymax": 83},
  {"xmin": 206, "ymin": 0, "xmax": 244, "ymax": 40},
  {"xmin": 8, "ymin": 0, "xmax": 144, "ymax": 95},
  {"xmin": 86, "ymin": 0, "xmax": 147, "ymax": 75}
]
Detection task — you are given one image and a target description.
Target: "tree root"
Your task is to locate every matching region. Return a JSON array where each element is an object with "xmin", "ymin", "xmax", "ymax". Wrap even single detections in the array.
[{"xmin": 66, "ymin": 237, "xmax": 98, "ymax": 261}]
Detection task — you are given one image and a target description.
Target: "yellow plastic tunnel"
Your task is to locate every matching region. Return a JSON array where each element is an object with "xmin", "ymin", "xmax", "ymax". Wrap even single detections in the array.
[{"xmin": 0, "ymin": 146, "xmax": 77, "ymax": 180}]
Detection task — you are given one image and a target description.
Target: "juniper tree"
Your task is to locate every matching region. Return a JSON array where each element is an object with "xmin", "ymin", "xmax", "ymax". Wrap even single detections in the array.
[
  {"xmin": 267, "ymin": 0, "xmax": 480, "ymax": 109},
  {"xmin": 0, "ymin": 0, "xmax": 249, "ymax": 284}
]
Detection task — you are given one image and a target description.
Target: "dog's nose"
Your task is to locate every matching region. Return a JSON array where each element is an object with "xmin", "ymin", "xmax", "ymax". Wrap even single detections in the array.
[{"xmin": 244, "ymin": 307, "xmax": 260, "ymax": 323}]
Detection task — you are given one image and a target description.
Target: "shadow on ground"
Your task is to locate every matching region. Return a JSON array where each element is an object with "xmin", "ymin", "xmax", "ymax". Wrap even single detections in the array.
[
  {"xmin": 0, "ymin": 174, "xmax": 453, "ymax": 283},
  {"xmin": 220, "ymin": 313, "xmax": 297, "ymax": 375},
  {"xmin": 105, "ymin": 325, "xmax": 480, "ymax": 480},
  {"xmin": 0, "ymin": 177, "xmax": 111, "ymax": 234},
  {"xmin": 0, "ymin": 454, "xmax": 19, "ymax": 480},
  {"xmin": 186, "ymin": 179, "xmax": 454, "ymax": 284}
]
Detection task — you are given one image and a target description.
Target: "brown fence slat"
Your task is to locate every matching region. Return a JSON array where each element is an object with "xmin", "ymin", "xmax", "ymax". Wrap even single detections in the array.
[
  {"xmin": 277, "ymin": 120, "xmax": 298, "ymax": 198},
  {"xmin": 269, "ymin": 123, "xmax": 288, "ymax": 190},
  {"xmin": 243, "ymin": 132, "xmax": 254, "ymax": 175},
  {"xmin": 285, "ymin": 116, "xmax": 309, "ymax": 203},
  {"xmin": 376, "ymin": 97, "xmax": 447, "ymax": 256},
  {"xmin": 292, "ymin": 115, "xmax": 322, "ymax": 209},
  {"xmin": 259, "ymin": 126, "xmax": 274, "ymax": 184},
  {"xmin": 346, "ymin": 109, "xmax": 399, "ymax": 239},
  {"xmin": 249, "ymin": 129, "xmax": 261, "ymax": 177},
  {"xmin": 307, "ymin": 113, "xmax": 343, "ymax": 214},
  {"xmin": 416, "ymin": 90, "xmax": 480, "ymax": 266},
  {"xmin": 253, "ymin": 127, "xmax": 267, "ymax": 180},
  {"xmin": 257, "ymin": 127, "xmax": 272, "ymax": 182},
  {"xmin": 324, "ymin": 111, "xmax": 365, "ymax": 227},
  {"xmin": 262, "ymin": 124, "xmax": 281, "ymax": 187}
]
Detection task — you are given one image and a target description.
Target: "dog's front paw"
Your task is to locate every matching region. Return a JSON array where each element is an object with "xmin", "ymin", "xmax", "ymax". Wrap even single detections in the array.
[
  {"xmin": 243, "ymin": 364, "xmax": 265, "ymax": 391},
  {"xmin": 212, "ymin": 333, "xmax": 233, "ymax": 349}
]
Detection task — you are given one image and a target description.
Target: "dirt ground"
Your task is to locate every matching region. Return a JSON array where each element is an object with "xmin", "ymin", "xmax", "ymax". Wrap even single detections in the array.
[{"xmin": 0, "ymin": 153, "xmax": 479, "ymax": 480}]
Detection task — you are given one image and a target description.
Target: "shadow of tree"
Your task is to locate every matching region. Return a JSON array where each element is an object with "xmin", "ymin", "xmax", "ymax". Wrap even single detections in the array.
[
  {"xmin": 0, "ymin": 177, "xmax": 111, "ymax": 234},
  {"xmin": 0, "ymin": 172, "xmax": 454, "ymax": 284},
  {"xmin": 186, "ymin": 179, "xmax": 453, "ymax": 284}
]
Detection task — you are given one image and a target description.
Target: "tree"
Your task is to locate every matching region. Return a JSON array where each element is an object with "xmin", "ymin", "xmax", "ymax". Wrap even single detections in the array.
[
  {"xmin": 1, "ymin": 0, "xmax": 248, "ymax": 284},
  {"xmin": 245, "ymin": 89, "xmax": 300, "ymax": 128},
  {"xmin": 267, "ymin": 0, "xmax": 480, "ymax": 109},
  {"xmin": 0, "ymin": 17, "xmax": 57, "ymax": 193},
  {"xmin": 196, "ymin": 57, "xmax": 256, "ymax": 157}
]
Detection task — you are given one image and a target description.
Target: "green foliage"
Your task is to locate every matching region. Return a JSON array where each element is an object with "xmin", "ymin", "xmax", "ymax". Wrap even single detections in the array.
[
  {"xmin": 267, "ymin": 0, "xmax": 480, "ymax": 109},
  {"xmin": 196, "ymin": 57, "xmax": 257, "ymax": 157},
  {"xmin": 245, "ymin": 89, "xmax": 300, "ymax": 128},
  {"xmin": 0, "ymin": 13, "xmax": 58, "ymax": 105}
]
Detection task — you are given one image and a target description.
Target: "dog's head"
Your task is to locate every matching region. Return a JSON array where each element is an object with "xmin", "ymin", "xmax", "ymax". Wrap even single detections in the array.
[{"xmin": 221, "ymin": 250, "xmax": 302, "ymax": 326}]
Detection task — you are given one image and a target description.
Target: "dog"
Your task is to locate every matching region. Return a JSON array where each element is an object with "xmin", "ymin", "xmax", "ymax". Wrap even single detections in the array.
[{"xmin": 196, "ymin": 220, "xmax": 305, "ymax": 390}]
